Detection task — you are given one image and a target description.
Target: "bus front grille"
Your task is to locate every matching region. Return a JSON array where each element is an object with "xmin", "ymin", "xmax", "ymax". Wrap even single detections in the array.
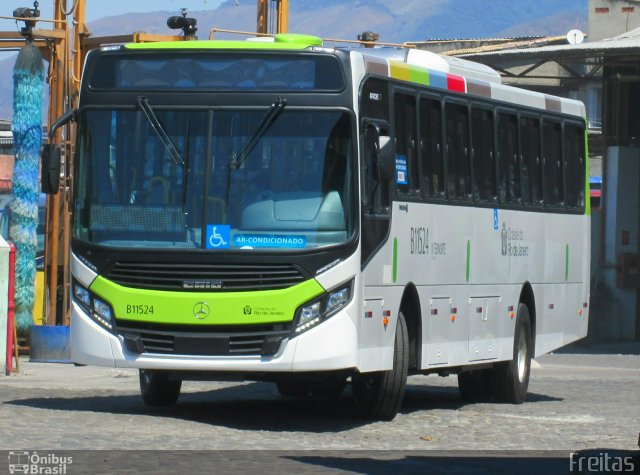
[
  {"xmin": 117, "ymin": 321, "xmax": 290, "ymax": 357},
  {"xmin": 104, "ymin": 262, "xmax": 307, "ymax": 291}
]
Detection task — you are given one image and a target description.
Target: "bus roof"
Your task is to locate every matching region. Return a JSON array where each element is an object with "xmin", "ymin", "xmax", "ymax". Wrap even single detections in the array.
[
  {"xmin": 124, "ymin": 33, "xmax": 323, "ymax": 51},
  {"xmin": 121, "ymin": 33, "xmax": 585, "ymax": 118}
]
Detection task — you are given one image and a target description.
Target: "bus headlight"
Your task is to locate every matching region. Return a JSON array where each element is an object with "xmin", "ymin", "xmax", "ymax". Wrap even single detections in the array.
[
  {"xmin": 72, "ymin": 281, "xmax": 115, "ymax": 333},
  {"xmin": 326, "ymin": 287, "xmax": 350, "ymax": 314},
  {"xmin": 299, "ymin": 301, "xmax": 321, "ymax": 326},
  {"xmin": 73, "ymin": 284, "xmax": 91, "ymax": 308},
  {"xmin": 294, "ymin": 280, "xmax": 353, "ymax": 335},
  {"xmin": 93, "ymin": 298, "xmax": 114, "ymax": 328}
]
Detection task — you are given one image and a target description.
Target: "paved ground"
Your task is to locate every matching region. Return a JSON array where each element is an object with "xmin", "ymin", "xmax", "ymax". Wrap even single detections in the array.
[{"xmin": 0, "ymin": 341, "xmax": 638, "ymax": 474}]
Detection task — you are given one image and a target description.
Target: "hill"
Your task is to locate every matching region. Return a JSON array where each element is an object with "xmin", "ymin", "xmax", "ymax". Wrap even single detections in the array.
[{"xmin": 0, "ymin": 0, "xmax": 587, "ymax": 120}]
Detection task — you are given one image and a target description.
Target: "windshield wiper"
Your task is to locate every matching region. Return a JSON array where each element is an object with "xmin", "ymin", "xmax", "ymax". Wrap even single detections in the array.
[
  {"xmin": 228, "ymin": 98, "xmax": 286, "ymax": 169},
  {"xmin": 137, "ymin": 96, "xmax": 185, "ymax": 166}
]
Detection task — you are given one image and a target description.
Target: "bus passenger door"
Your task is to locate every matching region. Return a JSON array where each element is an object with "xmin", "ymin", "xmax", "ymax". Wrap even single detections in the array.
[
  {"xmin": 427, "ymin": 298, "xmax": 451, "ymax": 365},
  {"xmin": 468, "ymin": 297, "xmax": 499, "ymax": 362}
]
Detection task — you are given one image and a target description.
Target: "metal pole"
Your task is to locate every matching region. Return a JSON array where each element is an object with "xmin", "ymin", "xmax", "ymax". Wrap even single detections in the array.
[
  {"xmin": 276, "ymin": 0, "xmax": 288, "ymax": 34},
  {"xmin": 45, "ymin": 0, "xmax": 67, "ymax": 325},
  {"xmin": 63, "ymin": 0, "xmax": 86, "ymax": 325},
  {"xmin": 257, "ymin": 0, "xmax": 268, "ymax": 35}
]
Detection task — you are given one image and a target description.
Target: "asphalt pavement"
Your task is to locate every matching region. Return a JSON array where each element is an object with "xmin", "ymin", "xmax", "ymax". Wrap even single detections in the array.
[{"xmin": 0, "ymin": 341, "xmax": 638, "ymax": 474}]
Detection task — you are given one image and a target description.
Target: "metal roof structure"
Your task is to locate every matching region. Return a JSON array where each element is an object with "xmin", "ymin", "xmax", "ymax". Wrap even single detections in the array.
[
  {"xmin": 456, "ymin": 27, "xmax": 640, "ymax": 62},
  {"xmin": 441, "ymin": 28, "xmax": 640, "ymax": 82}
]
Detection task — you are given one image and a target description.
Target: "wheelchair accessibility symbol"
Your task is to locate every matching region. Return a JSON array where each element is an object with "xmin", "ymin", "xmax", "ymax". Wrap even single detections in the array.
[{"xmin": 206, "ymin": 225, "xmax": 230, "ymax": 249}]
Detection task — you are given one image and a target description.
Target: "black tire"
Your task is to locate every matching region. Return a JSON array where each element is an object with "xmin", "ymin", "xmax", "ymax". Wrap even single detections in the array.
[
  {"xmin": 492, "ymin": 303, "xmax": 532, "ymax": 404},
  {"xmin": 139, "ymin": 369, "xmax": 182, "ymax": 406},
  {"xmin": 276, "ymin": 376, "xmax": 347, "ymax": 399},
  {"xmin": 309, "ymin": 377, "xmax": 347, "ymax": 398},
  {"xmin": 276, "ymin": 378, "xmax": 312, "ymax": 398},
  {"xmin": 352, "ymin": 311, "xmax": 409, "ymax": 420},
  {"xmin": 457, "ymin": 368, "xmax": 494, "ymax": 402}
]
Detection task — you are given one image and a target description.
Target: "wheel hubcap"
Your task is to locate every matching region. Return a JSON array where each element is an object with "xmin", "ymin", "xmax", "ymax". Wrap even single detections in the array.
[{"xmin": 517, "ymin": 327, "xmax": 527, "ymax": 383}]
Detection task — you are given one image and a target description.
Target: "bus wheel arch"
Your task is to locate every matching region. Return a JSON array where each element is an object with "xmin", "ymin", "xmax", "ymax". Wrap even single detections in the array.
[{"xmin": 400, "ymin": 283, "xmax": 422, "ymax": 371}]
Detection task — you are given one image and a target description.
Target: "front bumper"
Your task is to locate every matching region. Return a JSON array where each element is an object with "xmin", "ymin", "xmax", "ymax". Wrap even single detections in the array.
[{"xmin": 70, "ymin": 299, "xmax": 358, "ymax": 373}]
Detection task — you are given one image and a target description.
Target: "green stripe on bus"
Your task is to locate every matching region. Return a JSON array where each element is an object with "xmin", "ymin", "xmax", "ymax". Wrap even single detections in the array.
[
  {"xmin": 389, "ymin": 62, "xmax": 430, "ymax": 86},
  {"xmin": 393, "ymin": 238, "xmax": 398, "ymax": 283},
  {"xmin": 125, "ymin": 40, "xmax": 313, "ymax": 51},
  {"xmin": 565, "ymin": 244, "xmax": 569, "ymax": 282},
  {"xmin": 466, "ymin": 240, "xmax": 471, "ymax": 283},
  {"xmin": 89, "ymin": 276, "xmax": 324, "ymax": 325},
  {"xmin": 584, "ymin": 121, "xmax": 591, "ymax": 217},
  {"xmin": 409, "ymin": 66, "xmax": 429, "ymax": 86}
]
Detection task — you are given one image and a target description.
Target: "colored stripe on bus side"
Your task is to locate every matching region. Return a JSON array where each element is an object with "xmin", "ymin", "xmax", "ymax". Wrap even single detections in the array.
[
  {"xmin": 428, "ymin": 69, "xmax": 448, "ymax": 90},
  {"xmin": 393, "ymin": 238, "xmax": 398, "ymax": 283},
  {"xmin": 388, "ymin": 61, "xmax": 466, "ymax": 93},
  {"xmin": 466, "ymin": 240, "xmax": 471, "ymax": 283},
  {"xmin": 447, "ymin": 73, "xmax": 466, "ymax": 93}
]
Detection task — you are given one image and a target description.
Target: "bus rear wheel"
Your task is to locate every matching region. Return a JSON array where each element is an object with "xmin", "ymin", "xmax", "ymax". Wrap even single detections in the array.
[
  {"xmin": 492, "ymin": 303, "xmax": 532, "ymax": 404},
  {"xmin": 457, "ymin": 368, "xmax": 494, "ymax": 402},
  {"xmin": 352, "ymin": 311, "xmax": 409, "ymax": 421},
  {"xmin": 139, "ymin": 370, "xmax": 182, "ymax": 406}
]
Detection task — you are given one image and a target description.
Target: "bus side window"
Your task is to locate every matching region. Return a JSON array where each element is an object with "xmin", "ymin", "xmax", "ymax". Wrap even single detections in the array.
[
  {"xmin": 542, "ymin": 120, "xmax": 563, "ymax": 207},
  {"xmin": 564, "ymin": 123, "xmax": 586, "ymax": 209},
  {"xmin": 471, "ymin": 106, "xmax": 497, "ymax": 202},
  {"xmin": 419, "ymin": 97, "xmax": 444, "ymax": 199},
  {"xmin": 497, "ymin": 112, "xmax": 520, "ymax": 205},
  {"xmin": 445, "ymin": 102, "xmax": 471, "ymax": 200},
  {"xmin": 520, "ymin": 116, "xmax": 542, "ymax": 207},
  {"xmin": 394, "ymin": 93, "xmax": 418, "ymax": 196}
]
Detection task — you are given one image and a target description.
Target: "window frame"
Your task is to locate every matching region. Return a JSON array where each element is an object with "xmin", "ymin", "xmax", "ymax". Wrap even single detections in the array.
[
  {"xmin": 444, "ymin": 98, "xmax": 472, "ymax": 203},
  {"xmin": 470, "ymin": 103, "xmax": 498, "ymax": 204}
]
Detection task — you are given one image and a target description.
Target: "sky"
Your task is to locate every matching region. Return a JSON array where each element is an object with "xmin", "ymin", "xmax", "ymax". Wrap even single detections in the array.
[
  {"xmin": 1, "ymin": 0, "xmax": 226, "ymax": 59},
  {"xmin": 3, "ymin": 0, "xmax": 226, "ymax": 23}
]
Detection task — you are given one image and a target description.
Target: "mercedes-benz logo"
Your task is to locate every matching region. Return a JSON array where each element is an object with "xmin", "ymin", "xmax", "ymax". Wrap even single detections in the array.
[{"xmin": 193, "ymin": 301, "xmax": 210, "ymax": 320}]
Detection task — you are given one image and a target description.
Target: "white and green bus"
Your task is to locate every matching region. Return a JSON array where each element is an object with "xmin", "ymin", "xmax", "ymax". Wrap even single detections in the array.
[{"xmin": 46, "ymin": 34, "xmax": 590, "ymax": 420}]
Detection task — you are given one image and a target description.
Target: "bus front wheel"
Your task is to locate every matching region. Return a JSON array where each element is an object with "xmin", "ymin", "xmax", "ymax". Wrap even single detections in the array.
[
  {"xmin": 352, "ymin": 311, "xmax": 409, "ymax": 420},
  {"xmin": 492, "ymin": 303, "xmax": 532, "ymax": 404},
  {"xmin": 139, "ymin": 369, "xmax": 182, "ymax": 406},
  {"xmin": 276, "ymin": 376, "xmax": 346, "ymax": 398}
]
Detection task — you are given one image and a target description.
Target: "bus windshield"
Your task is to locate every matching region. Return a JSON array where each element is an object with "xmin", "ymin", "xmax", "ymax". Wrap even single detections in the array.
[{"xmin": 74, "ymin": 108, "xmax": 355, "ymax": 251}]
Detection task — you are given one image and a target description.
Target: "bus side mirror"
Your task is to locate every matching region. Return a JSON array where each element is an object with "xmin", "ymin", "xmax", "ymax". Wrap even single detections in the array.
[
  {"xmin": 41, "ymin": 108, "xmax": 77, "ymax": 195},
  {"xmin": 378, "ymin": 135, "xmax": 395, "ymax": 180},
  {"xmin": 48, "ymin": 108, "xmax": 76, "ymax": 140},
  {"xmin": 41, "ymin": 144, "xmax": 61, "ymax": 194}
]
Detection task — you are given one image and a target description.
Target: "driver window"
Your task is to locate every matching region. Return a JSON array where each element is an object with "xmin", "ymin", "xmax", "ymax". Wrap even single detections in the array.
[{"xmin": 362, "ymin": 124, "xmax": 389, "ymax": 215}]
